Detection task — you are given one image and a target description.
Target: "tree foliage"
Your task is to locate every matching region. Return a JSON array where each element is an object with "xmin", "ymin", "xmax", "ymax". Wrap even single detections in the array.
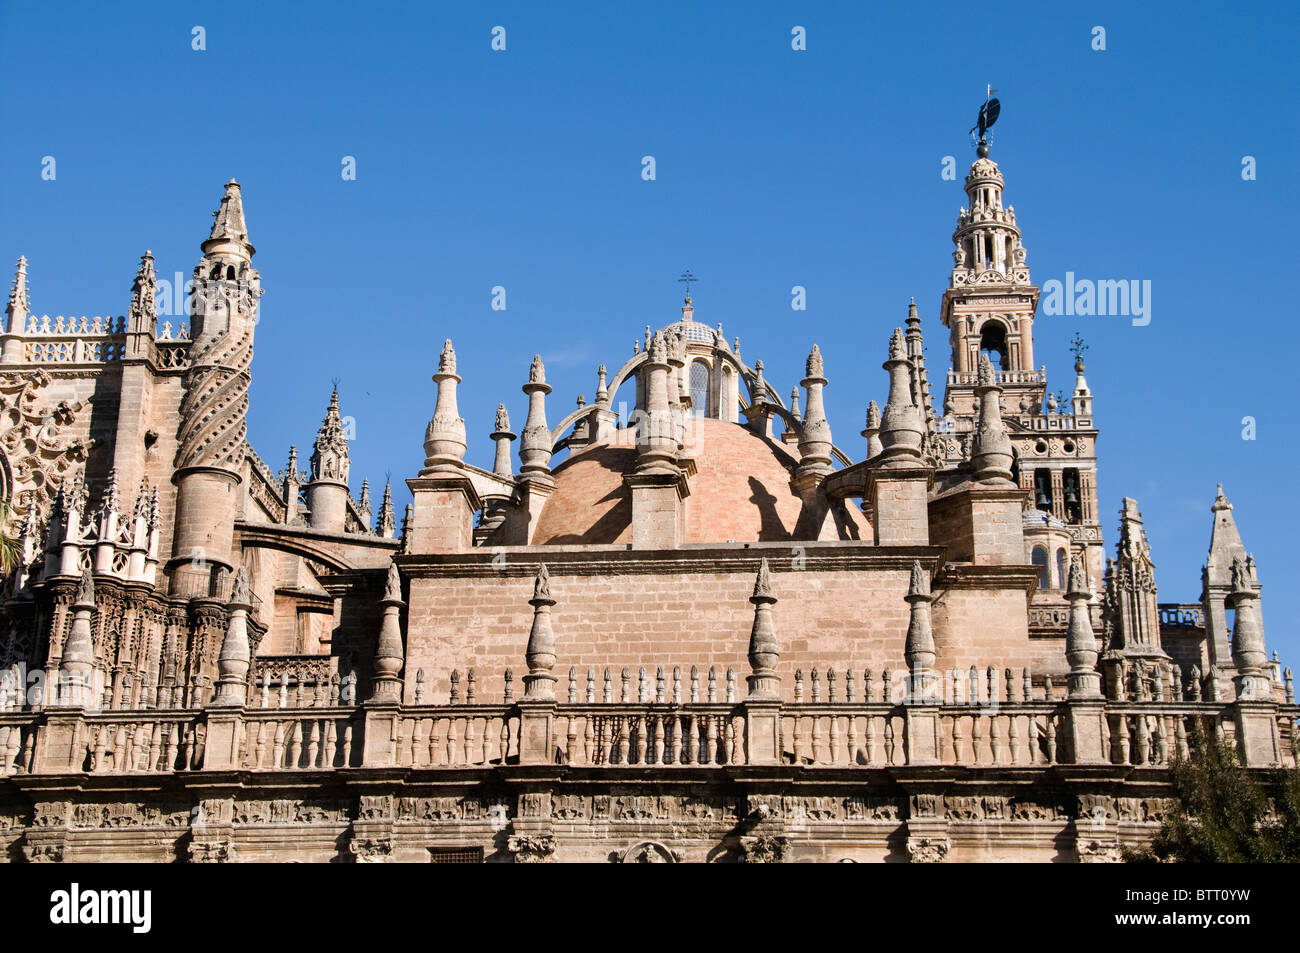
[{"xmin": 1127, "ymin": 728, "xmax": 1300, "ymax": 862}]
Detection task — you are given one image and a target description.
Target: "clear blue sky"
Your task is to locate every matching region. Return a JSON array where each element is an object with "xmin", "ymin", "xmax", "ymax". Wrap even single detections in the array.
[{"xmin": 2, "ymin": 2, "xmax": 1297, "ymax": 656}]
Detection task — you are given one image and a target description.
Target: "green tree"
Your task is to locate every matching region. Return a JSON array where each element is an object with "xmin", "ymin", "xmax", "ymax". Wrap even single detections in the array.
[{"xmin": 1127, "ymin": 727, "xmax": 1300, "ymax": 862}]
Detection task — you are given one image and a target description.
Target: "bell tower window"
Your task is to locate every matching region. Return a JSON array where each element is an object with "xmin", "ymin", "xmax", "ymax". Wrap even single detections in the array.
[
  {"xmin": 689, "ymin": 360, "xmax": 710, "ymax": 418},
  {"xmin": 979, "ymin": 322, "xmax": 1009, "ymax": 371}
]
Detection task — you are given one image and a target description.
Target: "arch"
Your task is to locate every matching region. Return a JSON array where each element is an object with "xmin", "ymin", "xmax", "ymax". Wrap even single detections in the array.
[
  {"xmin": 236, "ymin": 533, "xmax": 355, "ymax": 576},
  {"xmin": 1031, "ymin": 546, "xmax": 1049, "ymax": 590},
  {"xmin": 689, "ymin": 359, "xmax": 710, "ymax": 417},
  {"xmin": 978, "ymin": 319, "xmax": 1009, "ymax": 371}
]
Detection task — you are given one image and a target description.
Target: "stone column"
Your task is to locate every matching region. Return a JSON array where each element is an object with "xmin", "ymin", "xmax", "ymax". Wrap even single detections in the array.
[
  {"xmin": 867, "ymin": 328, "xmax": 932, "ymax": 546},
  {"xmin": 1064, "ymin": 555, "xmax": 1107, "ymax": 763},
  {"xmin": 59, "ymin": 569, "xmax": 97, "ymax": 707},
  {"xmin": 212, "ymin": 567, "xmax": 252, "ymax": 706},
  {"xmin": 1229, "ymin": 555, "xmax": 1279, "ymax": 766},
  {"xmin": 518, "ymin": 565, "xmax": 558, "ymax": 765},
  {"xmin": 370, "ymin": 563, "xmax": 406, "ymax": 702}
]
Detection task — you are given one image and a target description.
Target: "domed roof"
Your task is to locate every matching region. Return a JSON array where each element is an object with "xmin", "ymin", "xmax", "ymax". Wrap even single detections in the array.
[{"xmin": 531, "ymin": 418, "xmax": 868, "ymax": 545}]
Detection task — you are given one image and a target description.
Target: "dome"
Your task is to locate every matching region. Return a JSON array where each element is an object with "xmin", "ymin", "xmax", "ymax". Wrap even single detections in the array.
[{"xmin": 531, "ymin": 418, "xmax": 868, "ymax": 545}]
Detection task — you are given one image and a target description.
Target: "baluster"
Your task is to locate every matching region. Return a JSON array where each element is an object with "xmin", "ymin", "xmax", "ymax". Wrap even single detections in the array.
[
  {"xmin": 287, "ymin": 720, "xmax": 303, "ymax": 768},
  {"xmin": 1022, "ymin": 667, "xmax": 1032, "ymax": 702},
  {"xmin": 583, "ymin": 717, "xmax": 594, "ymax": 765},
  {"xmin": 603, "ymin": 667, "xmax": 612, "ymax": 704},
  {"xmin": 449, "ymin": 669, "xmax": 460, "ymax": 705},
  {"xmin": 323, "ymin": 719, "xmax": 337, "ymax": 768},
  {"xmin": 709, "ymin": 666, "xmax": 718, "ymax": 703},
  {"xmin": 939, "ymin": 715, "xmax": 955, "ymax": 763},
  {"xmin": 733, "ymin": 716, "xmax": 745, "ymax": 764},
  {"xmin": 648, "ymin": 713, "xmax": 661, "ymax": 764},
  {"xmin": 829, "ymin": 714, "xmax": 840, "ymax": 765},
  {"xmin": 847, "ymin": 714, "xmax": 859, "ymax": 765},
  {"xmin": 794, "ymin": 669, "xmax": 805, "ymax": 703},
  {"xmin": 446, "ymin": 717, "xmax": 458, "ymax": 766},
  {"xmin": 687, "ymin": 714, "xmax": 699, "ymax": 764},
  {"xmin": 617, "ymin": 717, "xmax": 630, "ymax": 765},
  {"xmin": 508, "ymin": 668, "xmax": 517, "ymax": 704},
  {"xmin": 638, "ymin": 667, "xmax": 648, "ymax": 704},
  {"xmin": 706, "ymin": 714, "xmax": 719, "ymax": 765},
  {"xmin": 1175, "ymin": 715, "xmax": 1189, "ymax": 760},
  {"xmin": 1005, "ymin": 668, "xmax": 1015, "ymax": 703},
  {"xmin": 670, "ymin": 714, "xmax": 683, "ymax": 764},
  {"xmin": 480, "ymin": 716, "xmax": 491, "ymax": 764},
  {"xmin": 1045, "ymin": 716, "xmax": 1057, "ymax": 763},
  {"xmin": 863, "ymin": 668, "xmax": 874, "ymax": 703},
  {"xmin": 884, "ymin": 716, "xmax": 896, "ymax": 765},
  {"xmin": 1134, "ymin": 715, "xmax": 1149, "ymax": 764},
  {"xmin": 972, "ymin": 715, "xmax": 984, "ymax": 765},
  {"xmin": 792, "ymin": 714, "xmax": 806, "ymax": 763},
  {"xmin": 991, "ymin": 716, "xmax": 1004, "ymax": 765},
  {"xmin": 952, "ymin": 715, "xmax": 964, "ymax": 764},
  {"xmin": 330, "ymin": 673, "xmax": 340, "ymax": 706},
  {"xmin": 1115, "ymin": 715, "xmax": 1131, "ymax": 764},
  {"xmin": 271, "ymin": 721, "xmax": 285, "ymax": 768},
  {"xmin": 341, "ymin": 721, "xmax": 354, "ymax": 767},
  {"xmin": 968, "ymin": 666, "xmax": 979, "ymax": 705},
  {"xmin": 113, "ymin": 724, "xmax": 130, "ymax": 771},
  {"xmin": 656, "ymin": 666, "xmax": 665, "ymax": 704},
  {"xmin": 1008, "ymin": 714, "xmax": 1021, "ymax": 765},
  {"xmin": 865, "ymin": 714, "xmax": 876, "ymax": 765},
  {"xmin": 586, "ymin": 666, "xmax": 596, "ymax": 704},
  {"xmin": 1157, "ymin": 715, "xmax": 1171, "ymax": 764},
  {"xmin": 846, "ymin": 669, "xmax": 856, "ymax": 703},
  {"xmin": 260, "ymin": 671, "xmax": 271, "ymax": 708},
  {"xmin": 466, "ymin": 667, "xmax": 476, "ymax": 705},
  {"xmin": 305, "ymin": 718, "xmax": 320, "ymax": 767},
  {"xmin": 465, "ymin": 717, "xmax": 476, "ymax": 764},
  {"xmin": 278, "ymin": 673, "xmax": 288, "ymax": 709},
  {"xmin": 673, "ymin": 667, "xmax": 682, "ymax": 705},
  {"xmin": 987, "ymin": 667, "xmax": 999, "ymax": 706},
  {"xmin": 827, "ymin": 668, "xmax": 837, "ymax": 703},
  {"xmin": 690, "ymin": 666, "xmax": 700, "ymax": 703},
  {"xmin": 726, "ymin": 668, "xmax": 736, "ymax": 704},
  {"xmin": 409, "ymin": 718, "xmax": 425, "ymax": 767},
  {"xmin": 414, "ymin": 669, "xmax": 426, "ymax": 704},
  {"xmin": 620, "ymin": 668, "xmax": 630, "ymax": 704},
  {"xmin": 635, "ymin": 715, "xmax": 648, "ymax": 764},
  {"xmin": 724, "ymin": 717, "xmax": 735, "ymax": 765},
  {"xmin": 503, "ymin": 716, "xmax": 513, "ymax": 764},
  {"xmin": 811, "ymin": 714, "xmax": 824, "ymax": 764}
]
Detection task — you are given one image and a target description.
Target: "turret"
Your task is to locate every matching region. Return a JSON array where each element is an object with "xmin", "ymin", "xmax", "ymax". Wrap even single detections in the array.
[
  {"xmin": 170, "ymin": 180, "xmax": 261, "ymax": 595},
  {"xmin": 1, "ymin": 256, "xmax": 31, "ymax": 363},
  {"xmin": 305, "ymin": 387, "xmax": 352, "ymax": 532}
]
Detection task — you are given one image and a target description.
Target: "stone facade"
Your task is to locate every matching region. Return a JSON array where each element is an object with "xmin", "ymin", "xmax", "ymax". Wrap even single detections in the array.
[{"xmin": 0, "ymin": 151, "xmax": 1294, "ymax": 864}]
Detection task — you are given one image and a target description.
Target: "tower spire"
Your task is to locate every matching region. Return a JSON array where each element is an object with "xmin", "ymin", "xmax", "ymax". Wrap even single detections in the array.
[
  {"xmin": 128, "ymin": 250, "xmax": 158, "ymax": 332},
  {"xmin": 6, "ymin": 256, "xmax": 30, "ymax": 335}
]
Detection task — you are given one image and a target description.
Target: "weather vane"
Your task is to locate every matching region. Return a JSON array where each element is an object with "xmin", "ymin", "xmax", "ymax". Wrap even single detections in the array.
[
  {"xmin": 1070, "ymin": 332, "xmax": 1088, "ymax": 366},
  {"xmin": 678, "ymin": 269, "xmax": 698, "ymax": 297},
  {"xmin": 969, "ymin": 85, "xmax": 1001, "ymax": 157}
]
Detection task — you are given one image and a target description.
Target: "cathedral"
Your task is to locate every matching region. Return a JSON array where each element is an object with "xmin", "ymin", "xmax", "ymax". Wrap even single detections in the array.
[{"xmin": 0, "ymin": 144, "xmax": 1291, "ymax": 864}]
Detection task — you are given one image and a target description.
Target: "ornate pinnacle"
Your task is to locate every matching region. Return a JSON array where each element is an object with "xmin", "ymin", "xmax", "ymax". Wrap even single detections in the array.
[
  {"xmin": 438, "ymin": 338, "xmax": 457, "ymax": 375},
  {"xmin": 7, "ymin": 256, "xmax": 30, "ymax": 323},
  {"xmin": 747, "ymin": 559, "xmax": 780, "ymax": 698},
  {"xmin": 494, "ymin": 403, "xmax": 510, "ymax": 433},
  {"xmin": 1064, "ymin": 555, "xmax": 1101, "ymax": 698},
  {"xmin": 596, "ymin": 365, "xmax": 609, "ymax": 402},
  {"xmin": 383, "ymin": 562, "xmax": 402, "ymax": 602},
  {"xmin": 904, "ymin": 560, "xmax": 936, "ymax": 690},
  {"xmin": 865, "ymin": 400, "xmax": 881, "ymax": 430},
  {"xmin": 806, "ymin": 343, "xmax": 824, "ymax": 379},
  {"xmin": 230, "ymin": 565, "xmax": 251, "ymax": 606},
  {"xmin": 377, "ymin": 479, "xmax": 395, "ymax": 537},
  {"xmin": 528, "ymin": 354, "xmax": 546, "ymax": 385},
  {"xmin": 888, "ymin": 327, "xmax": 906, "ymax": 361},
  {"xmin": 129, "ymin": 250, "xmax": 158, "ymax": 328},
  {"xmin": 523, "ymin": 563, "xmax": 558, "ymax": 699},
  {"xmin": 533, "ymin": 562, "xmax": 553, "ymax": 603},
  {"xmin": 907, "ymin": 560, "xmax": 930, "ymax": 599},
  {"xmin": 75, "ymin": 567, "xmax": 95, "ymax": 608}
]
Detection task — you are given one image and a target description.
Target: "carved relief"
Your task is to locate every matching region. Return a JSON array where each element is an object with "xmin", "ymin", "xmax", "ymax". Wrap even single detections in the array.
[
  {"xmin": 906, "ymin": 836, "xmax": 950, "ymax": 863},
  {"xmin": 506, "ymin": 833, "xmax": 556, "ymax": 863},
  {"xmin": 618, "ymin": 841, "xmax": 682, "ymax": 863}
]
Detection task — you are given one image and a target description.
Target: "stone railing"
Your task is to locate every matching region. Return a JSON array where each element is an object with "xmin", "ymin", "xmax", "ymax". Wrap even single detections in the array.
[
  {"xmin": 2, "ymin": 670, "xmax": 1296, "ymax": 775},
  {"xmin": 247, "ymin": 656, "xmax": 348, "ymax": 708},
  {"xmin": 947, "ymin": 367, "xmax": 1046, "ymax": 387}
]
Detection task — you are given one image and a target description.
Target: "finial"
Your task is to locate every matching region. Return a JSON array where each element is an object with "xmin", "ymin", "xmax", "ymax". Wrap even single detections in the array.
[
  {"xmin": 865, "ymin": 400, "xmax": 881, "ymax": 430},
  {"xmin": 678, "ymin": 268, "xmax": 698, "ymax": 299},
  {"xmin": 438, "ymin": 338, "xmax": 457, "ymax": 375},
  {"xmin": 907, "ymin": 560, "xmax": 930, "ymax": 598},
  {"xmin": 384, "ymin": 562, "xmax": 402, "ymax": 601},
  {"xmin": 1070, "ymin": 332, "xmax": 1088, "ymax": 373},
  {"xmin": 533, "ymin": 562, "xmax": 552, "ymax": 602},
  {"xmin": 753, "ymin": 558, "xmax": 773, "ymax": 599},
  {"xmin": 806, "ymin": 343, "xmax": 824, "ymax": 378},
  {"xmin": 495, "ymin": 403, "xmax": 510, "ymax": 432},
  {"xmin": 230, "ymin": 565, "xmax": 251, "ymax": 605},
  {"xmin": 75, "ymin": 567, "xmax": 95, "ymax": 606},
  {"xmin": 888, "ymin": 327, "xmax": 906, "ymax": 361},
  {"xmin": 528, "ymin": 354, "xmax": 546, "ymax": 384},
  {"xmin": 977, "ymin": 352, "xmax": 995, "ymax": 387}
]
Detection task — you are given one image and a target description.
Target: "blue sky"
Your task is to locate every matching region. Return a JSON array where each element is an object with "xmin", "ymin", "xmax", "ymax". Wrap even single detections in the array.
[{"xmin": 2, "ymin": 2, "xmax": 1297, "ymax": 655}]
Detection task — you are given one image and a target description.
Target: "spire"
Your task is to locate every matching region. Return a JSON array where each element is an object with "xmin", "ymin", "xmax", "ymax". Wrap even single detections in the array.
[
  {"xmin": 523, "ymin": 564, "xmax": 558, "ymax": 700},
  {"xmin": 746, "ymin": 559, "xmax": 780, "ymax": 698},
  {"xmin": 903, "ymin": 299, "xmax": 935, "ymax": 434},
  {"xmin": 1064, "ymin": 555, "xmax": 1102, "ymax": 698},
  {"xmin": 371, "ymin": 561, "xmax": 406, "ymax": 702},
  {"xmin": 595, "ymin": 364, "xmax": 609, "ymax": 403},
  {"xmin": 421, "ymin": 339, "xmax": 467, "ymax": 473},
  {"xmin": 60, "ymin": 569, "xmax": 97, "ymax": 705},
  {"xmin": 5, "ymin": 256, "xmax": 30, "ymax": 334},
  {"xmin": 310, "ymin": 386, "xmax": 350, "ymax": 485},
  {"xmin": 204, "ymin": 179, "xmax": 253, "ymax": 254},
  {"xmin": 970, "ymin": 353, "xmax": 1013, "ymax": 483},
  {"xmin": 904, "ymin": 561, "xmax": 936, "ymax": 698},
  {"xmin": 876, "ymin": 328, "xmax": 924, "ymax": 466},
  {"xmin": 490, "ymin": 403, "xmax": 516, "ymax": 477},
  {"xmin": 518, "ymin": 355, "xmax": 554, "ymax": 482},
  {"xmin": 357, "ymin": 478, "xmax": 373, "ymax": 524},
  {"xmin": 1205, "ymin": 484, "xmax": 1248, "ymax": 589},
  {"xmin": 377, "ymin": 479, "xmax": 395, "ymax": 537},
  {"xmin": 1103, "ymin": 498, "xmax": 1166, "ymax": 657},
  {"xmin": 128, "ymin": 250, "xmax": 157, "ymax": 332},
  {"xmin": 796, "ymin": 344, "xmax": 832, "ymax": 481}
]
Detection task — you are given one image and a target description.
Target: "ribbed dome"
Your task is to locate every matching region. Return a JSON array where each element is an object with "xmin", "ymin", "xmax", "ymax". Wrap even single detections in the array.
[{"xmin": 531, "ymin": 418, "xmax": 868, "ymax": 545}]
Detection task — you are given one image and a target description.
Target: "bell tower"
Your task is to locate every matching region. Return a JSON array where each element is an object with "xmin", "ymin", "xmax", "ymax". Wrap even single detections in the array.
[{"xmin": 940, "ymin": 146, "xmax": 1043, "ymax": 421}]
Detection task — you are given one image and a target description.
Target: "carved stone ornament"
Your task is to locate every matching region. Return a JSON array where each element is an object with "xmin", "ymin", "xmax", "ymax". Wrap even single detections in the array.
[
  {"xmin": 349, "ymin": 837, "xmax": 395, "ymax": 863},
  {"xmin": 738, "ymin": 833, "xmax": 789, "ymax": 864},
  {"xmin": 187, "ymin": 839, "xmax": 234, "ymax": 863},
  {"xmin": 1077, "ymin": 838, "xmax": 1122, "ymax": 864},
  {"xmin": 507, "ymin": 833, "xmax": 557, "ymax": 863},
  {"xmin": 906, "ymin": 835, "xmax": 950, "ymax": 863},
  {"xmin": 618, "ymin": 841, "xmax": 682, "ymax": 864}
]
